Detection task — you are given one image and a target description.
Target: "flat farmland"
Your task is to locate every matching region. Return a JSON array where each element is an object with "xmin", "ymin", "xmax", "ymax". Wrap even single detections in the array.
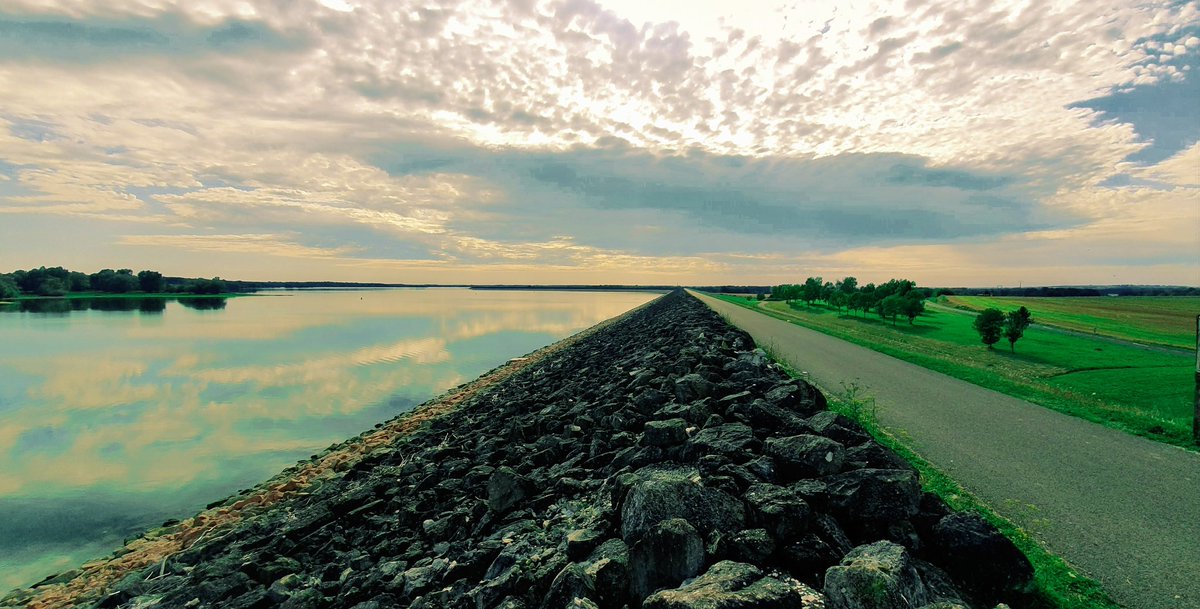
[
  {"xmin": 944, "ymin": 295, "xmax": 1200, "ymax": 350},
  {"xmin": 712, "ymin": 294, "xmax": 1195, "ymax": 447}
]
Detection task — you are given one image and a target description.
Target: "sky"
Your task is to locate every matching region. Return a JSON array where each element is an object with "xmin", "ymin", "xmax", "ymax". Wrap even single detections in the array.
[{"xmin": 0, "ymin": 0, "xmax": 1197, "ymax": 287}]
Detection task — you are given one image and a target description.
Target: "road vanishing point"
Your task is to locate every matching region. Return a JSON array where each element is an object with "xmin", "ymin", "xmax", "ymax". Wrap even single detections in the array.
[{"xmin": 692, "ymin": 290, "xmax": 1200, "ymax": 609}]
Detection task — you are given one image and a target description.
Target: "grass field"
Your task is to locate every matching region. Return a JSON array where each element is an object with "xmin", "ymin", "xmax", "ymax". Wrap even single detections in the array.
[
  {"xmin": 712, "ymin": 294, "xmax": 1195, "ymax": 448},
  {"xmin": 944, "ymin": 295, "xmax": 1200, "ymax": 350}
]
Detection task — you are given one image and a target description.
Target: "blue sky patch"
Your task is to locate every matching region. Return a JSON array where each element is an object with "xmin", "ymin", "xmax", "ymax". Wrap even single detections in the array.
[
  {"xmin": 1072, "ymin": 29, "xmax": 1200, "ymax": 164},
  {"xmin": 0, "ymin": 12, "xmax": 306, "ymax": 63}
]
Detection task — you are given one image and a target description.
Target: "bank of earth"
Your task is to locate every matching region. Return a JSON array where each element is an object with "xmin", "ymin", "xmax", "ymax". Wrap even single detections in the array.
[{"xmin": 5, "ymin": 290, "xmax": 1036, "ymax": 609}]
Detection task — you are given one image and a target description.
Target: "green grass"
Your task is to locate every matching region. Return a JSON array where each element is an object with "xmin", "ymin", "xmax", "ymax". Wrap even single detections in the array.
[
  {"xmin": 759, "ymin": 349, "xmax": 1121, "ymax": 609},
  {"xmin": 711, "ymin": 294, "xmax": 1195, "ymax": 449},
  {"xmin": 945, "ymin": 295, "xmax": 1199, "ymax": 350}
]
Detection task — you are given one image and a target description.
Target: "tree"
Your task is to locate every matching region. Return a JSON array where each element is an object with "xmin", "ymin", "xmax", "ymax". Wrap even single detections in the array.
[
  {"xmin": 837, "ymin": 276, "xmax": 858, "ymax": 294},
  {"xmin": 1004, "ymin": 306, "xmax": 1033, "ymax": 352},
  {"xmin": 848, "ymin": 292, "xmax": 868, "ymax": 316},
  {"xmin": 802, "ymin": 277, "xmax": 824, "ymax": 305},
  {"xmin": 0, "ymin": 275, "xmax": 18, "ymax": 299},
  {"xmin": 67, "ymin": 271, "xmax": 90, "ymax": 292},
  {"xmin": 137, "ymin": 270, "xmax": 164, "ymax": 293},
  {"xmin": 901, "ymin": 293, "xmax": 925, "ymax": 324},
  {"xmin": 34, "ymin": 276, "xmax": 68, "ymax": 296},
  {"xmin": 771, "ymin": 284, "xmax": 801, "ymax": 302},
  {"xmin": 973, "ymin": 308, "xmax": 1005, "ymax": 349},
  {"xmin": 880, "ymin": 294, "xmax": 905, "ymax": 325},
  {"xmin": 829, "ymin": 290, "xmax": 848, "ymax": 312}
]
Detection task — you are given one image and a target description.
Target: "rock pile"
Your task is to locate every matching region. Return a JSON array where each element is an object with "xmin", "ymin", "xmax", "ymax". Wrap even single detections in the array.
[{"xmin": 79, "ymin": 290, "xmax": 1033, "ymax": 609}]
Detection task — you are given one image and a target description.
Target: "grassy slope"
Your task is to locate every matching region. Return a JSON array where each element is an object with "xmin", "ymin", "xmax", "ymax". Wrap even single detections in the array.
[
  {"xmin": 711, "ymin": 294, "xmax": 1195, "ymax": 448},
  {"xmin": 762, "ymin": 353, "xmax": 1120, "ymax": 609},
  {"xmin": 945, "ymin": 295, "xmax": 1200, "ymax": 350}
]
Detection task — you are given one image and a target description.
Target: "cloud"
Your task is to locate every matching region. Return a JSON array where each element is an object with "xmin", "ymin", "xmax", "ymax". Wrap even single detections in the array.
[
  {"xmin": 0, "ymin": 10, "xmax": 308, "ymax": 63},
  {"xmin": 119, "ymin": 233, "xmax": 358, "ymax": 259},
  {"xmin": 0, "ymin": 0, "xmax": 1196, "ymax": 285},
  {"xmin": 1070, "ymin": 32, "xmax": 1200, "ymax": 164}
]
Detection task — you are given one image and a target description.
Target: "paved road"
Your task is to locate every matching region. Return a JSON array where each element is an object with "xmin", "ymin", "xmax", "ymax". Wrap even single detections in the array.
[{"xmin": 692, "ymin": 291, "xmax": 1200, "ymax": 609}]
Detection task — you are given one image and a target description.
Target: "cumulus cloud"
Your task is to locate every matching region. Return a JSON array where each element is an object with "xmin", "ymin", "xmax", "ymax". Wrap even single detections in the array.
[{"xmin": 0, "ymin": 0, "xmax": 1196, "ymax": 285}]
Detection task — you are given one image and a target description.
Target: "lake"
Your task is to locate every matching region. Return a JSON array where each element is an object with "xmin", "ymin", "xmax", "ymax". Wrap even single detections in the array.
[{"xmin": 0, "ymin": 288, "xmax": 658, "ymax": 592}]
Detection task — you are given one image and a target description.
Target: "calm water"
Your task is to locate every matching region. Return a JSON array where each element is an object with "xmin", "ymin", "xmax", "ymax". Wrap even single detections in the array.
[{"xmin": 0, "ymin": 288, "xmax": 657, "ymax": 591}]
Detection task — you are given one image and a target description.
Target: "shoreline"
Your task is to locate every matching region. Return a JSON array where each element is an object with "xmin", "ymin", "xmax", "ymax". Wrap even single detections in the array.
[
  {"xmin": 3, "ymin": 294, "xmax": 663, "ymax": 609},
  {"xmin": 6, "ymin": 293, "xmax": 247, "ymax": 301}
]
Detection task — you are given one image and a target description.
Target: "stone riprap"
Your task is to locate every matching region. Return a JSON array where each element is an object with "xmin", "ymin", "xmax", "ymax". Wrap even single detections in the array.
[{"xmin": 13, "ymin": 290, "xmax": 1033, "ymax": 609}]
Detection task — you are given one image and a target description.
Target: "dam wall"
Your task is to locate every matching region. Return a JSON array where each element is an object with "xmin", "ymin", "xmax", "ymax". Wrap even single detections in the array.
[{"xmin": 6, "ymin": 290, "xmax": 1032, "ymax": 609}]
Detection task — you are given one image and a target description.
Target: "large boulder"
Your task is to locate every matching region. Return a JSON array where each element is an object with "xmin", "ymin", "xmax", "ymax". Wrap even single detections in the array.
[
  {"xmin": 743, "ymin": 483, "xmax": 812, "ymax": 540},
  {"xmin": 539, "ymin": 563, "xmax": 595, "ymax": 609},
  {"xmin": 620, "ymin": 466, "xmax": 746, "ymax": 543},
  {"xmin": 764, "ymin": 434, "xmax": 846, "ymax": 479},
  {"xmin": 763, "ymin": 381, "xmax": 827, "ymax": 415},
  {"xmin": 683, "ymin": 424, "xmax": 759, "ymax": 461},
  {"xmin": 584, "ymin": 539, "xmax": 630, "ymax": 609},
  {"xmin": 824, "ymin": 469, "xmax": 920, "ymax": 523},
  {"xmin": 674, "ymin": 374, "xmax": 717, "ymax": 402},
  {"xmin": 932, "ymin": 513, "xmax": 1034, "ymax": 602},
  {"xmin": 643, "ymin": 419, "xmax": 689, "ymax": 447},
  {"xmin": 807, "ymin": 411, "xmax": 871, "ymax": 446},
  {"xmin": 628, "ymin": 518, "xmax": 706, "ymax": 602},
  {"xmin": 487, "ymin": 467, "xmax": 533, "ymax": 514},
  {"xmin": 642, "ymin": 561, "xmax": 822, "ymax": 609},
  {"xmin": 824, "ymin": 541, "xmax": 930, "ymax": 609},
  {"xmin": 724, "ymin": 400, "xmax": 810, "ymax": 435}
]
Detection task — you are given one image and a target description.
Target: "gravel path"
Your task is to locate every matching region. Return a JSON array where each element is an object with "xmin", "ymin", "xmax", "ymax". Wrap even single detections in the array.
[{"xmin": 693, "ymin": 291, "xmax": 1200, "ymax": 609}]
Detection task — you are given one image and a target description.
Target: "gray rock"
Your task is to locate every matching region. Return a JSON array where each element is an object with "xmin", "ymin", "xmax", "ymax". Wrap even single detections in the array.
[
  {"xmin": 684, "ymin": 423, "xmax": 759, "ymax": 461},
  {"xmin": 764, "ymin": 434, "xmax": 846, "ymax": 479},
  {"xmin": 565, "ymin": 529, "xmax": 604, "ymax": 561},
  {"xmin": 764, "ymin": 381, "xmax": 827, "ymax": 414},
  {"xmin": 487, "ymin": 467, "xmax": 533, "ymax": 513},
  {"xmin": 643, "ymin": 418, "xmax": 689, "ymax": 447},
  {"xmin": 932, "ymin": 513, "xmax": 1033, "ymax": 601},
  {"xmin": 716, "ymin": 528, "xmax": 775, "ymax": 565},
  {"xmin": 629, "ymin": 518, "xmax": 706, "ymax": 602},
  {"xmin": 824, "ymin": 541, "xmax": 930, "ymax": 609},
  {"xmin": 632, "ymin": 388, "xmax": 672, "ymax": 414},
  {"xmin": 845, "ymin": 442, "xmax": 913, "ymax": 471},
  {"xmin": 674, "ymin": 374, "xmax": 716, "ymax": 402},
  {"xmin": 401, "ymin": 558, "xmax": 449, "ymax": 597},
  {"xmin": 540, "ymin": 563, "xmax": 595, "ymax": 609},
  {"xmin": 807, "ymin": 412, "xmax": 870, "ymax": 446},
  {"xmin": 642, "ymin": 560, "xmax": 821, "ymax": 609},
  {"xmin": 584, "ymin": 539, "xmax": 630, "ymax": 609},
  {"xmin": 743, "ymin": 483, "xmax": 812, "ymax": 540},
  {"xmin": 619, "ymin": 466, "xmax": 746, "ymax": 543},
  {"xmin": 824, "ymin": 469, "xmax": 920, "ymax": 523}
]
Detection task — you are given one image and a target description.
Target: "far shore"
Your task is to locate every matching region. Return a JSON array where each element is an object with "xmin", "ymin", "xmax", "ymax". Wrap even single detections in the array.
[{"xmin": 8, "ymin": 292, "xmax": 248, "ymax": 301}]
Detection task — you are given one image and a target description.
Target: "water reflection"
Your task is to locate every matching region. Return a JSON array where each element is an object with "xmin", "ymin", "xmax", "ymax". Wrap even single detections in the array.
[
  {"xmin": 0, "ymin": 296, "xmax": 227, "ymax": 314},
  {"xmin": 0, "ymin": 289, "xmax": 658, "ymax": 591}
]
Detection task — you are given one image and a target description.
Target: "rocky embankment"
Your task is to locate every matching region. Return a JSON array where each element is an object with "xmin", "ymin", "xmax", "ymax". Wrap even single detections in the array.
[{"xmin": 20, "ymin": 290, "xmax": 1034, "ymax": 609}]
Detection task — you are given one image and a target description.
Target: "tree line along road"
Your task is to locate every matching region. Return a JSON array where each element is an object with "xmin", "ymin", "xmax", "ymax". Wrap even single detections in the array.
[{"xmin": 690, "ymin": 290, "xmax": 1200, "ymax": 609}]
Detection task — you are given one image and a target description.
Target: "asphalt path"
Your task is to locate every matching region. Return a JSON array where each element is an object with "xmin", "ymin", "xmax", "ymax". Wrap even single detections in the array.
[{"xmin": 692, "ymin": 291, "xmax": 1200, "ymax": 609}]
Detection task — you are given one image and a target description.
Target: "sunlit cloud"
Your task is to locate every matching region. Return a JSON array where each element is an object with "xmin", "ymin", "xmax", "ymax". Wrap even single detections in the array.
[{"xmin": 0, "ymin": 0, "xmax": 1195, "ymax": 285}]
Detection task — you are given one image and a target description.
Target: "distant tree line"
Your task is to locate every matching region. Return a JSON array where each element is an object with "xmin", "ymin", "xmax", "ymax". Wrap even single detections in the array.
[
  {"xmin": 0, "ymin": 266, "xmax": 231, "ymax": 298},
  {"xmin": 940, "ymin": 285, "xmax": 1199, "ymax": 297},
  {"xmin": 769, "ymin": 277, "xmax": 930, "ymax": 325}
]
